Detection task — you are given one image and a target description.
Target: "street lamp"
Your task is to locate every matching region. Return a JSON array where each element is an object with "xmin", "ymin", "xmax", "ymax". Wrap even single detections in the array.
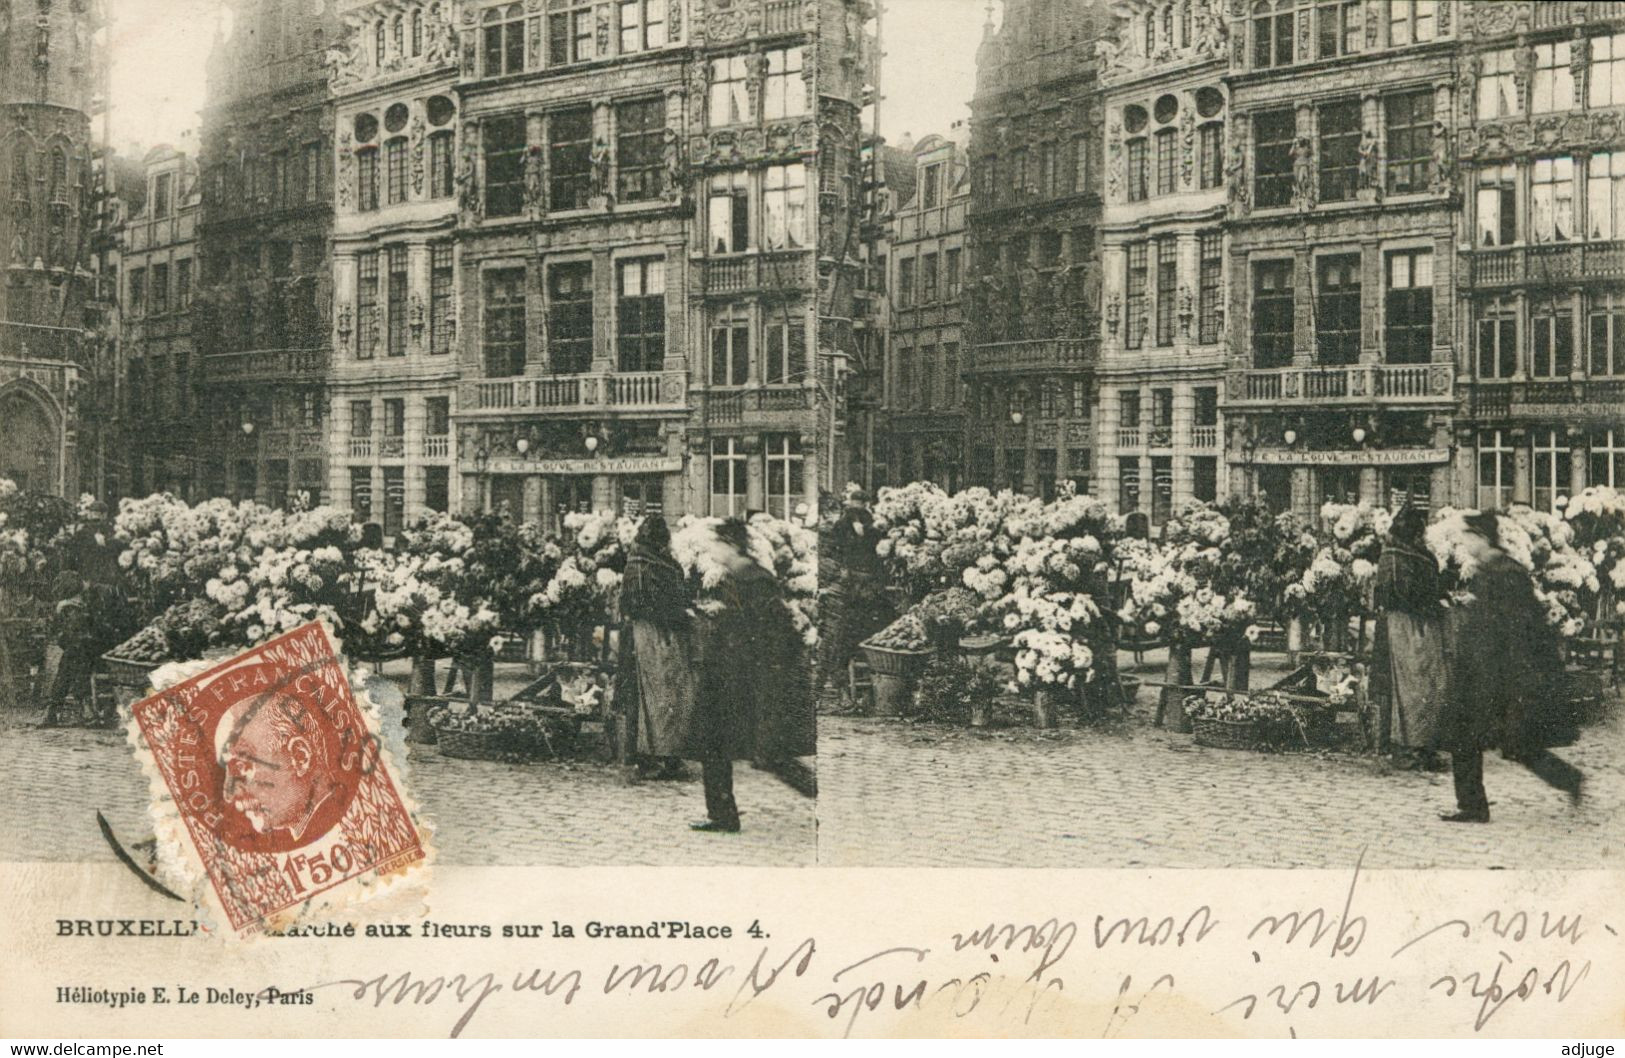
[
  {"xmin": 241, "ymin": 421, "xmax": 255, "ymax": 437},
  {"xmin": 515, "ymin": 437, "xmax": 530, "ymax": 455},
  {"xmin": 584, "ymin": 434, "xmax": 599, "ymax": 454},
  {"xmin": 1352, "ymin": 426, "xmax": 1367, "ymax": 445},
  {"xmin": 1282, "ymin": 427, "xmax": 1297, "ymax": 446}
]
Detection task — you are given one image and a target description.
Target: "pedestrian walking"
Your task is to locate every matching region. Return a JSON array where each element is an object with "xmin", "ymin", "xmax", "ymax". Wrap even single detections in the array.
[
  {"xmin": 1370, "ymin": 506, "xmax": 1449, "ymax": 767},
  {"xmin": 690, "ymin": 519, "xmax": 815, "ymax": 833},
  {"xmin": 1439, "ymin": 512, "xmax": 1584, "ymax": 822},
  {"xmin": 616, "ymin": 515, "xmax": 696, "ymax": 782},
  {"xmin": 43, "ymin": 572, "xmax": 94, "ymax": 727}
]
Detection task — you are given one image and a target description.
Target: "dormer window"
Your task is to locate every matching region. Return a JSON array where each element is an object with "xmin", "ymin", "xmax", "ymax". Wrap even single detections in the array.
[{"xmin": 921, "ymin": 163, "xmax": 941, "ymax": 209}]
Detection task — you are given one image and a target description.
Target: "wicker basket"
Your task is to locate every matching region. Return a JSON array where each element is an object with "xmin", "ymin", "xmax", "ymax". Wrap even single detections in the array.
[
  {"xmin": 1192, "ymin": 716, "xmax": 1267, "ymax": 750},
  {"xmin": 859, "ymin": 642, "xmax": 933, "ymax": 678},
  {"xmin": 435, "ymin": 728, "xmax": 548, "ymax": 764}
]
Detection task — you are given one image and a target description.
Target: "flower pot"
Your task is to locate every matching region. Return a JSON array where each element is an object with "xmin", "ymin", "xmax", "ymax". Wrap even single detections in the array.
[{"xmin": 1161, "ymin": 643, "xmax": 1193, "ymax": 733}]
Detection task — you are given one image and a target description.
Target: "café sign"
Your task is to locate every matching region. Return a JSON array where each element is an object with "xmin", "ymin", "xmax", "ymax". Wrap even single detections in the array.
[
  {"xmin": 485, "ymin": 456, "xmax": 683, "ymax": 475},
  {"xmin": 1236, "ymin": 448, "xmax": 1450, "ymax": 466}
]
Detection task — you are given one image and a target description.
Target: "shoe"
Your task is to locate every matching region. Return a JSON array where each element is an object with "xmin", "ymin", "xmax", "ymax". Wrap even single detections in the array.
[
  {"xmin": 690, "ymin": 819, "xmax": 741, "ymax": 833},
  {"xmin": 1439, "ymin": 810, "xmax": 1490, "ymax": 824}
]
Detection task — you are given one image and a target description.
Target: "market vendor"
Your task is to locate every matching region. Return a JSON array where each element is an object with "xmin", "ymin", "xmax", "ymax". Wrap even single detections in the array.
[
  {"xmin": 616, "ymin": 515, "xmax": 695, "ymax": 783},
  {"xmin": 1370, "ymin": 506, "xmax": 1447, "ymax": 769},
  {"xmin": 816, "ymin": 487, "xmax": 892, "ymax": 698},
  {"xmin": 43, "ymin": 571, "xmax": 94, "ymax": 726}
]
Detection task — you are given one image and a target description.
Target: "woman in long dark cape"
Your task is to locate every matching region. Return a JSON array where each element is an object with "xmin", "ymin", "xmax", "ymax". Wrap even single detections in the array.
[
  {"xmin": 1370, "ymin": 506, "xmax": 1449, "ymax": 758},
  {"xmin": 617, "ymin": 516, "xmax": 701, "ymax": 770}
]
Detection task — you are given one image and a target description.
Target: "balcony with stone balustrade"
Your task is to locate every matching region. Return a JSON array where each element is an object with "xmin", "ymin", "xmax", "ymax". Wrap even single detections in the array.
[
  {"xmin": 964, "ymin": 338, "xmax": 1097, "ymax": 377},
  {"xmin": 460, "ymin": 371, "xmax": 687, "ymax": 418},
  {"xmin": 201, "ymin": 347, "xmax": 331, "ymax": 384},
  {"xmin": 1224, "ymin": 362, "xmax": 1455, "ymax": 407}
]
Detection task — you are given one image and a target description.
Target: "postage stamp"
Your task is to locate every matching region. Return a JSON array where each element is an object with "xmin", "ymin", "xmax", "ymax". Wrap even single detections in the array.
[{"xmin": 127, "ymin": 621, "xmax": 430, "ymax": 938}]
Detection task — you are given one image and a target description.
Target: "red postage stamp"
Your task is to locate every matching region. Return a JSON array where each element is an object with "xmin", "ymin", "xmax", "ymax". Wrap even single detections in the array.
[{"xmin": 128, "ymin": 622, "xmax": 429, "ymax": 937}]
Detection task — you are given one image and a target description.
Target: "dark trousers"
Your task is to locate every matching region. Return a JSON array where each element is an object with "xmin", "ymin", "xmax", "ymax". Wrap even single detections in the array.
[
  {"xmin": 702, "ymin": 758, "xmax": 739, "ymax": 826},
  {"xmin": 1451, "ymin": 748, "xmax": 1489, "ymax": 816}
]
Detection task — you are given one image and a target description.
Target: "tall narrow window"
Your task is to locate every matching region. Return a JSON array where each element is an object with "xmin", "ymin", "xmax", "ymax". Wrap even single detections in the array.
[
  {"xmin": 1198, "ymin": 122, "xmax": 1224, "ymax": 190},
  {"xmin": 1477, "ymin": 301, "xmax": 1517, "ymax": 378},
  {"xmin": 1532, "ymin": 429, "xmax": 1570, "ymax": 513},
  {"xmin": 151, "ymin": 263, "xmax": 170, "ymax": 315},
  {"xmin": 1533, "ymin": 41, "xmax": 1574, "ymax": 114},
  {"xmin": 1532, "ymin": 155, "xmax": 1575, "ymax": 242},
  {"xmin": 129, "ymin": 267, "xmax": 146, "ymax": 317},
  {"xmin": 1253, "ymin": 108, "xmax": 1294, "ymax": 208},
  {"xmin": 1477, "ymin": 431, "xmax": 1514, "ymax": 509},
  {"xmin": 708, "ymin": 171, "xmax": 749, "ymax": 253},
  {"xmin": 1318, "ymin": 99, "xmax": 1361, "ymax": 203},
  {"xmin": 619, "ymin": 0, "xmax": 666, "ymax": 52},
  {"xmin": 1592, "ymin": 33, "xmax": 1625, "ymax": 108},
  {"xmin": 1591, "ymin": 429, "xmax": 1625, "ymax": 487},
  {"xmin": 1590, "ymin": 294, "xmax": 1625, "ymax": 376},
  {"xmin": 356, "ymin": 252, "xmax": 379, "ymax": 359},
  {"xmin": 710, "ymin": 312, "xmax": 750, "ymax": 386},
  {"xmin": 547, "ymin": 0, "xmax": 595, "ymax": 66},
  {"xmin": 1478, "ymin": 50, "xmax": 1520, "ymax": 120},
  {"xmin": 1385, "ymin": 249, "xmax": 1433, "ymax": 364},
  {"xmin": 763, "ymin": 163, "xmax": 807, "ymax": 248},
  {"xmin": 1317, "ymin": 254, "xmax": 1361, "ymax": 364},
  {"xmin": 708, "ymin": 55, "xmax": 750, "ymax": 126},
  {"xmin": 176, "ymin": 259, "xmax": 192, "ymax": 308},
  {"xmin": 1477, "ymin": 164, "xmax": 1518, "ymax": 246},
  {"xmin": 1125, "ymin": 242, "xmax": 1148, "ymax": 350},
  {"xmin": 1198, "ymin": 232, "xmax": 1223, "ymax": 344},
  {"xmin": 1588, "ymin": 151, "xmax": 1625, "ymax": 240},
  {"xmin": 387, "ymin": 246, "xmax": 408, "ymax": 357},
  {"xmin": 548, "ymin": 106, "xmax": 593, "ymax": 211},
  {"xmin": 764, "ymin": 47, "xmax": 807, "ymax": 120},
  {"xmin": 616, "ymin": 97, "xmax": 664, "ymax": 203},
  {"xmin": 1252, "ymin": 259, "xmax": 1294, "ymax": 368},
  {"xmin": 483, "ymin": 4, "xmax": 525, "ymax": 76},
  {"xmin": 945, "ymin": 248, "xmax": 962, "ymax": 300},
  {"xmin": 304, "ymin": 142, "xmax": 322, "ymax": 202},
  {"xmin": 616, "ymin": 258, "xmax": 666, "ymax": 372},
  {"xmin": 482, "ymin": 267, "xmax": 526, "ymax": 377},
  {"xmin": 484, "ymin": 113, "xmax": 526, "ymax": 217},
  {"xmin": 1385, "ymin": 89, "xmax": 1433, "ymax": 195},
  {"xmin": 1253, "ymin": 0, "xmax": 1296, "ymax": 68},
  {"xmin": 1316, "ymin": 0, "xmax": 1359, "ymax": 58},
  {"xmin": 1072, "ymin": 134, "xmax": 1089, "ymax": 193},
  {"xmin": 153, "ymin": 172, "xmax": 173, "ymax": 218},
  {"xmin": 921, "ymin": 252, "xmax": 939, "ymax": 304},
  {"xmin": 710, "ymin": 438, "xmax": 748, "ymax": 517},
  {"xmin": 357, "ymin": 147, "xmax": 380, "ymax": 211},
  {"xmin": 897, "ymin": 257, "xmax": 915, "ymax": 309},
  {"xmin": 411, "ymin": 8, "xmax": 423, "ymax": 55},
  {"xmin": 429, "ymin": 131, "xmax": 455, "ymax": 198},
  {"xmin": 1011, "ymin": 147, "xmax": 1030, "ymax": 199},
  {"xmin": 921, "ymin": 163, "xmax": 942, "ymax": 208},
  {"xmin": 1389, "ymin": 0, "xmax": 1436, "ymax": 44},
  {"xmin": 385, "ymin": 137, "xmax": 408, "ymax": 204},
  {"xmin": 1126, "ymin": 138, "xmax": 1147, "ymax": 202},
  {"xmin": 349, "ymin": 402, "xmax": 371, "ymax": 445},
  {"xmin": 1155, "ymin": 240, "xmax": 1177, "ymax": 346},
  {"xmin": 1154, "ymin": 127, "xmax": 1178, "ymax": 195},
  {"xmin": 765, "ymin": 316, "xmax": 807, "ymax": 385},
  {"xmin": 1531, "ymin": 305, "xmax": 1575, "ymax": 378},
  {"xmin": 430, "ymin": 244, "xmax": 454, "ymax": 355},
  {"xmin": 548, "ymin": 261, "xmax": 594, "ymax": 373}
]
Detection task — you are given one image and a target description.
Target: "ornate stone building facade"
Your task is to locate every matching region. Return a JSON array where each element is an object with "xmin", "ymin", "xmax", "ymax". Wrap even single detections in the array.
[
  {"xmin": 120, "ymin": 146, "xmax": 201, "ymax": 498},
  {"xmin": 1, "ymin": 0, "xmax": 106, "ymax": 496},
  {"xmin": 1453, "ymin": 0, "xmax": 1625, "ymax": 512},
  {"xmin": 964, "ymin": 0, "xmax": 1108, "ymax": 499},
  {"xmin": 1221, "ymin": 0, "xmax": 1460, "ymax": 516},
  {"xmin": 450, "ymin": 0, "xmax": 872, "ymax": 530},
  {"xmin": 328, "ymin": 0, "xmax": 462, "ymax": 534},
  {"xmin": 195, "ymin": 0, "xmax": 341, "ymax": 505},
  {"xmin": 1098, "ymin": 0, "xmax": 1230, "ymax": 521}
]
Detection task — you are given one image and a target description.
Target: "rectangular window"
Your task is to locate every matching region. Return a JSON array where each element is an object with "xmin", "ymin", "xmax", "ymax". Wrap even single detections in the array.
[
  {"xmin": 1386, "ymin": 89, "xmax": 1434, "ymax": 195},
  {"xmin": 1531, "ymin": 308, "xmax": 1575, "ymax": 378},
  {"xmin": 1155, "ymin": 240, "xmax": 1177, "ymax": 347},
  {"xmin": 708, "ymin": 55, "xmax": 750, "ymax": 126},
  {"xmin": 1253, "ymin": 259, "xmax": 1295, "ymax": 368},
  {"xmin": 1589, "ymin": 295, "xmax": 1625, "ymax": 376},
  {"xmin": 430, "ymin": 132, "xmax": 455, "ymax": 199},
  {"xmin": 710, "ymin": 313, "xmax": 750, "ymax": 386},
  {"xmin": 482, "ymin": 267, "xmax": 526, "ymax": 377},
  {"xmin": 1119, "ymin": 457, "xmax": 1142, "ymax": 514},
  {"xmin": 350, "ymin": 468, "xmax": 373, "ymax": 523},
  {"xmin": 1254, "ymin": 109, "xmax": 1295, "ymax": 208},
  {"xmin": 1011, "ymin": 148, "xmax": 1029, "ymax": 199},
  {"xmin": 385, "ymin": 138, "xmax": 408, "ymax": 204},
  {"xmin": 358, "ymin": 148, "xmax": 379, "ymax": 212},
  {"xmin": 1198, "ymin": 232, "xmax": 1222, "ymax": 344},
  {"xmin": 897, "ymin": 257, "xmax": 915, "ymax": 309},
  {"xmin": 618, "ymin": 0, "xmax": 666, "ymax": 53},
  {"xmin": 616, "ymin": 258, "xmax": 665, "ymax": 372},
  {"xmin": 1317, "ymin": 254, "xmax": 1361, "ymax": 364},
  {"xmin": 426, "ymin": 396, "xmax": 450, "ymax": 438},
  {"xmin": 1477, "ymin": 303, "xmax": 1518, "ymax": 379},
  {"xmin": 1151, "ymin": 456, "xmax": 1174, "ymax": 524},
  {"xmin": 1125, "ymin": 242, "xmax": 1148, "ymax": 349},
  {"xmin": 1253, "ymin": 1, "xmax": 1295, "ymax": 68},
  {"xmin": 945, "ymin": 248, "xmax": 962, "ymax": 300},
  {"xmin": 424, "ymin": 466, "xmax": 449, "ymax": 513},
  {"xmin": 1316, "ymin": 0, "xmax": 1360, "ymax": 59},
  {"xmin": 1533, "ymin": 41, "xmax": 1574, "ymax": 114},
  {"xmin": 1385, "ymin": 249, "xmax": 1433, "ymax": 364},
  {"xmin": 1151, "ymin": 387, "xmax": 1174, "ymax": 430},
  {"xmin": 1072, "ymin": 135, "xmax": 1089, "ymax": 193},
  {"xmin": 356, "ymin": 251, "xmax": 379, "ymax": 358},
  {"xmin": 484, "ymin": 4, "xmax": 526, "ymax": 74},
  {"xmin": 1119, "ymin": 389, "xmax": 1142, "ymax": 429},
  {"xmin": 1533, "ymin": 155, "xmax": 1575, "ymax": 242},
  {"xmin": 710, "ymin": 437, "xmax": 747, "ymax": 517},
  {"xmin": 1591, "ymin": 429, "xmax": 1625, "ymax": 488},
  {"xmin": 548, "ymin": 106, "xmax": 593, "ymax": 212},
  {"xmin": 919, "ymin": 345, "xmax": 937, "ymax": 410},
  {"xmin": 1479, "ymin": 49, "xmax": 1520, "ymax": 120},
  {"xmin": 1477, "ymin": 164, "xmax": 1518, "ymax": 246},
  {"xmin": 151, "ymin": 262, "xmax": 170, "ymax": 315},
  {"xmin": 896, "ymin": 347, "xmax": 913, "ymax": 409},
  {"xmin": 763, "ymin": 163, "xmax": 807, "ymax": 249},
  {"xmin": 1192, "ymin": 456, "xmax": 1218, "ymax": 503},
  {"xmin": 1532, "ymin": 429, "xmax": 1570, "ymax": 513},
  {"xmin": 1155, "ymin": 128, "xmax": 1177, "ymax": 196},
  {"xmin": 616, "ymin": 98, "xmax": 664, "ymax": 203},
  {"xmin": 1588, "ymin": 151, "xmax": 1625, "ymax": 240},
  {"xmin": 1477, "ymin": 430, "xmax": 1515, "ymax": 509},
  {"xmin": 764, "ymin": 316, "xmax": 807, "ymax": 385},
  {"xmin": 764, "ymin": 47, "xmax": 807, "ymax": 121},
  {"xmin": 387, "ymin": 246, "xmax": 407, "ymax": 357},
  {"xmin": 1127, "ymin": 138, "xmax": 1147, "ymax": 202},
  {"xmin": 1389, "ymin": 0, "xmax": 1436, "ymax": 45},
  {"xmin": 430, "ymin": 244, "xmax": 454, "ymax": 355},
  {"xmin": 1038, "ymin": 141, "xmax": 1056, "ymax": 197},
  {"xmin": 176, "ymin": 259, "xmax": 192, "ymax": 308},
  {"xmin": 1592, "ymin": 33, "xmax": 1625, "ymax": 108},
  {"xmin": 383, "ymin": 398, "xmax": 406, "ymax": 439},
  {"xmin": 483, "ymin": 114, "xmax": 527, "ymax": 217},
  {"xmin": 945, "ymin": 342, "xmax": 961, "ymax": 408},
  {"xmin": 620, "ymin": 475, "xmax": 664, "ymax": 518},
  {"xmin": 708, "ymin": 171, "xmax": 749, "ymax": 253},
  {"xmin": 548, "ymin": 262, "xmax": 593, "ymax": 373},
  {"xmin": 921, "ymin": 163, "xmax": 942, "ymax": 209},
  {"xmin": 304, "ymin": 142, "xmax": 322, "ymax": 203},
  {"xmin": 1198, "ymin": 123, "xmax": 1223, "ymax": 190},
  {"xmin": 547, "ymin": 0, "xmax": 595, "ymax": 66},
  {"xmin": 1318, "ymin": 99, "xmax": 1361, "ymax": 203},
  {"xmin": 922, "ymin": 252, "xmax": 939, "ymax": 304},
  {"xmin": 153, "ymin": 172, "xmax": 173, "ymax": 218},
  {"xmin": 382, "ymin": 467, "xmax": 405, "ymax": 538}
]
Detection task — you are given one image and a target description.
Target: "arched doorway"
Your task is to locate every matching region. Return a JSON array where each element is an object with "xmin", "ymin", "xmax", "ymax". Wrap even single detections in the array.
[{"xmin": 0, "ymin": 386, "xmax": 61, "ymax": 494}]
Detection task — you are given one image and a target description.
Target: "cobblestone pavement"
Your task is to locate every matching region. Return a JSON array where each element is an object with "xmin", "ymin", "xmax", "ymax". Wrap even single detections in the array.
[
  {"xmin": 0, "ymin": 661, "xmax": 814, "ymax": 867},
  {"xmin": 818, "ymin": 652, "xmax": 1625, "ymax": 869}
]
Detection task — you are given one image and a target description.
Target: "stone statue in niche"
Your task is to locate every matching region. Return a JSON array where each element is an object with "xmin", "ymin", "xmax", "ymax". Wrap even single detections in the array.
[
  {"xmin": 745, "ymin": 50, "xmax": 769, "ymax": 122},
  {"xmin": 1429, "ymin": 120, "xmax": 1455, "ymax": 192},
  {"xmin": 409, "ymin": 115, "xmax": 426, "ymax": 195},
  {"xmin": 1224, "ymin": 135, "xmax": 1249, "ymax": 213},
  {"xmin": 1357, "ymin": 127, "xmax": 1380, "ymax": 193},
  {"xmin": 336, "ymin": 133, "xmax": 354, "ymax": 209},
  {"xmin": 34, "ymin": 13, "xmax": 50, "ymax": 67},
  {"xmin": 456, "ymin": 124, "xmax": 480, "ymax": 216},
  {"xmin": 523, "ymin": 145, "xmax": 544, "ymax": 211},
  {"xmin": 1291, "ymin": 134, "xmax": 1314, "ymax": 209},
  {"xmin": 661, "ymin": 128, "xmax": 684, "ymax": 200},
  {"xmin": 590, "ymin": 136, "xmax": 611, "ymax": 201}
]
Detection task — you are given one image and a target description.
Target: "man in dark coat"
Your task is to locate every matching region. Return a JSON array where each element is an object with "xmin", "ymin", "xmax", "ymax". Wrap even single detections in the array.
[
  {"xmin": 817, "ymin": 490, "xmax": 892, "ymax": 697},
  {"xmin": 690, "ymin": 519, "xmax": 815, "ymax": 832},
  {"xmin": 616, "ymin": 515, "xmax": 697, "ymax": 780},
  {"xmin": 1440, "ymin": 513, "xmax": 1584, "ymax": 822}
]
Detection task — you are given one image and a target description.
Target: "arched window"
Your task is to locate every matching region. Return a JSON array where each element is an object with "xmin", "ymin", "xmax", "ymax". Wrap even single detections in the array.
[
  {"xmin": 1253, "ymin": 0, "xmax": 1297, "ymax": 68},
  {"xmin": 375, "ymin": 19, "xmax": 386, "ymax": 63},
  {"xmin": 1179, "ymin": 1, "xmax": 1192, "ymax": 48},
  {"xmin": 1161, "ymin": 4, "xmax": 1174, "ymax": 47},
  {"xmin": 49, "ymin": 148, "xmax": 68, "ymax": 204},
  {"xmin": 392, "ymin": 14, "xmax": 404, "ymax": 55},
  {"xmin": 411, "ymin": 8, "xmax": 423, "ymax": 56},
  {"xmin": 1144, "ymin": 12, "xmax": 1154, "ymax": 54},
  {"xmin": 11, "ymin": 143, "xmax": 30, "ymax": 201},
  {"xmin": 357, "ymin": 145, "xmax": 380, "ymax": 211}
]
